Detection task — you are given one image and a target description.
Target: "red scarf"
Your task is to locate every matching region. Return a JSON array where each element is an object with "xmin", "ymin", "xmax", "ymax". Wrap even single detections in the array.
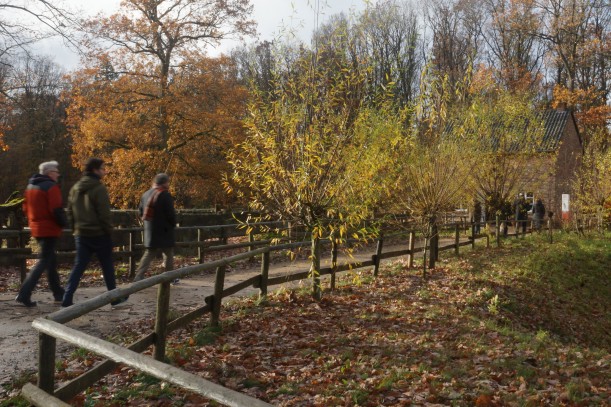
[{"xmin": 142, "ymin": 186, "xmax": 167, "ymax": 221}]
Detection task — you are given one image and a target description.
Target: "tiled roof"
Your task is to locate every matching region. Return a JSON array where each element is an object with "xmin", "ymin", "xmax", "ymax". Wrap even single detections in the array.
[{"xmin": 539, "ymin": 110, "xmax": 571, "ymax": 151}]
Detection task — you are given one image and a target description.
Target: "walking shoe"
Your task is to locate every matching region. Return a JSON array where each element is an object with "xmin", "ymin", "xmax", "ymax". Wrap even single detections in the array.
[
  {"xmin": 15, "ymin": 296, "xmax": 37, "ymax": 307},
  {"xmin": 111, "ymin": 297, "xmax": 130, "ymax": 308},
  {"xmin": 61, "ymin": 301, "xmax": 74, "ymax": 308},
  {"xmin": 54, "ymin": 290, "xmax": 65, "ymax": 303}
]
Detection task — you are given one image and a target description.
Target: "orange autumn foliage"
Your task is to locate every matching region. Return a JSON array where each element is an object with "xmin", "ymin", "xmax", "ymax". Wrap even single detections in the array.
[{"xmin": 66, "ymin": 56, "xmax": 249, "ymax": 208}]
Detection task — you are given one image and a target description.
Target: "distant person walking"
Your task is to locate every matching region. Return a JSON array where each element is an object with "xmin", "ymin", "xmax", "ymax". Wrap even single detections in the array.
[
  {"xmin": 15, "ymin": 161, "xmax": 67, "ymax": 307},
  {"xmin": 62, "ymin": 158, "xmax": 127, "ymax": 307},
  {"xmin": 532, "ymin": 198, "xmax": 546, "ymax": 231},
  {"xmin": 133, "ymin": 173, "xmax": 176, "ymax": 282}
]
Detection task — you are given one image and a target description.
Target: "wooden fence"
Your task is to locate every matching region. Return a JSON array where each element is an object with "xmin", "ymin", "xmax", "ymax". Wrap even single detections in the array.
[
  {"xmin": 21, "ymin": 217, "xmax": 543, "ymax": 406},
  {"xmin": 0, "ymin": 220, "xmax": 287, "ymax": 282}
]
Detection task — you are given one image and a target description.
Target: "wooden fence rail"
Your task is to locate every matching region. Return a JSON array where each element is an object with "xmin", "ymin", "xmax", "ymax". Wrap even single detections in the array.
[{"xmin": 25, "ymin": 218, "xmax": 544, "ymax": 406}]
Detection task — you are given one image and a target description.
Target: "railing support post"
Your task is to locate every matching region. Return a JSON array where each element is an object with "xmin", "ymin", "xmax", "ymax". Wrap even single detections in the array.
[
  {"xmin": 210, "ymin": 266, "xmax": 226, "ymax": 327},
  {"xmin": 259, "ymin": 249, "xmax": 270, "ymax": 300},
  {"xmin": 128, "ymin": 231, "xmax": 136, "ymax": 279},
  {"xmin": 496, "ymin": 215, "xmax": 500, "ymax": 247},
  {"xmin": 311, "ymin": 237, "xmax": 321, "ymax": 301},
  {"xmin": 548, "ymin": 218, "xmax": 553, "ymax": 244},
  {"xmin": 18, "ymin": 231, "xmax": 28, "ymax": 283},
  {"xmin": 248, "ymin": 230, "xmax": 255, "ymax": 252},
  {"xmin": 373, "ymin": 233, "xmax": 384, "ymax": 277},
  {"xmin": 154, "ymin": 281, "xmax": 171, "ymax": 361},
  {"xmin": 330, "ymin": 237, "xmax": 338, "ymax": 290},
  {"xmin": 407, "ymin": 231, "xmax": 415, "ymax": 268},
  {"xmin": 454, "ymin": 224, "xmax": 460, "ymax": 255},
  {"xmin": 38, "ymin": 332, "xmax": 56, "ymax": 394},
  {"xmin": 197, "ymin": 228, "xmax": 204, "ymax": 264}
]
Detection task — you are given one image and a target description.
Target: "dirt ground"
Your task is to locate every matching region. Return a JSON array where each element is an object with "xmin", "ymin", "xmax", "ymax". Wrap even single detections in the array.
[{"xmin": 0, "ymin": 240, "xmax": 421, "ymax": 388}]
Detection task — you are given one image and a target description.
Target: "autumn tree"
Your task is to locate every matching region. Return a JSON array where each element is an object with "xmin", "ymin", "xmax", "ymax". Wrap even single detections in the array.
[
  {"xmin": 391, "ymin": 67, "xmax": 478, "ymax": 273},
  {"xmin": 536, "ymin": 0, "xmax": 610, "ymax": 133},
  {"xmin": 572, "ymin": 128, "xmax": 611, "ymax": 231},
  {"xmin": 68, "ymin": 0, "xmax": 256, "ymax": 207},
  {"xmin": 355, "ymin": 0, "xmax": 423, "ymax": 107},
  {"xmin": 0, "ymin": 55, "xmax": 75, "ymax": 199},
  {"xmin": 465, "ymin": 68, "xmax": 548, "ymax": 221},
  {"xmin": 424, "ymin": 0, "xmax": 484, "ymax": 94},
  {"xmin": 0, "ymin": 0, "xmax": 77, "ymax": 61},
  {"xmin": 482, "ymin": 0, "xmax": 546, "ymax": 91},
  {"xmin": 226, "ymin": 44, "xmax": 402, "ymax": 299}
]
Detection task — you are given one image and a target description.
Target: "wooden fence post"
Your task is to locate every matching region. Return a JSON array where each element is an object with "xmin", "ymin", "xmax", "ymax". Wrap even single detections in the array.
[
  {"xmin": 548, "ymin": 218, "xmax": 553, "ymax": 244},
  {"xmin": 454, "ymin": 223, "xmax": 460, "ymax": 255},
  {"xmin": 197, "ymin": 228, "xmax": 204, "ymax": 264},
  {"xmin": 259, "ymin": 250, "xmax": 270, "ymax": 300},
  {"xmin": 38, "ymin": 333, "xmax": 56, "ymax": 394},
  {"xmin": 154, "ymin": 281, "xmax": 171, "ymax": 361},
  {"xmin": 210, "ymin": 266, "xmax": 226, "ymax": 327},
  {"xmin": 19, "ymin": 231, "xmax": 27, "ymax": 283},
  {"xmin": 407, "ymin": 231, "xmax": 415, "ymax": 268},
  {"xmin": 312, "ymin": 237, "xmax": 321, "ymax": 301},
  {"xmin": 330, "ymin": 238, "xmax": 338, "ymax": 291},
  {"xmin": 128, "ymin": 231, "xmax": 136, "ymax": 279},
  {"xmin": 248, "ymin": 230, "xmax": 255, "ymax": 252},
  {"xmin": 496, "ymin": 215, "xmax": 500, "ymax": 247},
  {"xmin": 373, "ymin": 233, "xmax": 384, "ymax": 277},
  {"xmin": 471, "ymin": 222, "xmax": 476, "ymax": 249}
]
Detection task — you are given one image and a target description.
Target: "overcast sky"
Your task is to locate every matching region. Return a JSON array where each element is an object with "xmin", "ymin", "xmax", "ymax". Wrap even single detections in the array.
[{"xmin": 35, "ymin": 0, "xmax": 371, "ymax": 71}]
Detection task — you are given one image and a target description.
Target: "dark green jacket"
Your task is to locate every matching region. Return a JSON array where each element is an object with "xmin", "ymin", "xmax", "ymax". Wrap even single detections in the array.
[{"xmin": 67, "ymin": 173, "xmax": 113, "ymax": 236}]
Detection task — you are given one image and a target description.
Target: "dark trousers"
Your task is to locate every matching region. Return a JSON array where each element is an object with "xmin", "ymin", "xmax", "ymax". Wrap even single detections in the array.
[
  {"xmin": 63, "ymin": 234, "xmax": 116, "ymax": 306},
  {"xmin": 517, "ymin": 217, "xmax": 528, "ymax": 233},
  {"xmin": 17, "ymin": 237, "xmax": 64, "ymax": 301}
]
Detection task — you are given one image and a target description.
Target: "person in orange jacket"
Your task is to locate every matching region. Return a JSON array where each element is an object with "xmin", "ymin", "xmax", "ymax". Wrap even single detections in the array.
[{"xmin": 15, "ymin": 161, "xmax": 67, "ymax": 307}]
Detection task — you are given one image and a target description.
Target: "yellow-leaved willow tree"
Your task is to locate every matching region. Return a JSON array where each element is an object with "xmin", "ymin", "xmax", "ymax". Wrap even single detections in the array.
[
  {"xmin": 226, "ymin": 44, "xmax": 405, "ymax": 300},
  {"xmin": 66, "ymin": 0, "xmax": 255, "ymax": 208}
]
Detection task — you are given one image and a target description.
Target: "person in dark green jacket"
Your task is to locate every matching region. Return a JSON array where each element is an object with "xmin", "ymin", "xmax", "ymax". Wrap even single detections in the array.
[{"xmin": 62, "ymin": 157, "xmax": 127, "ymax": 308}]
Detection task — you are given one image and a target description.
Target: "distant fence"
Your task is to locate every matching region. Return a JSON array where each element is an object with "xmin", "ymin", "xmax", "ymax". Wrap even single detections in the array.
[{"xmin": 21, "ymin": 216, "xmax": 555, "ymax": 406}]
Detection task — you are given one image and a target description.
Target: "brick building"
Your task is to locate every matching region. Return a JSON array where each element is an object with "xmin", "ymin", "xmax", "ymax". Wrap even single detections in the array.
[{"xmin": 517, "ymin": 108, "xmax": 582, "ymax": 221}]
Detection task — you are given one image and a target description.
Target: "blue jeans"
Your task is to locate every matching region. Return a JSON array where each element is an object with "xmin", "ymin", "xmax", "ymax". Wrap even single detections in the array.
[
  {"xmin": 63, "ymin": 235, "xmax": 116, "ymax": 306},
  {"xmin": 18, "ymin": 237, "xmax": 64, "ymax": 301}
]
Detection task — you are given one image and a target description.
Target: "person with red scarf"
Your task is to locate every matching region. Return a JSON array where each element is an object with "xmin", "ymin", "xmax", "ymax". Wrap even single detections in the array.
[
  {"xmin": 16, "ymin": 161, "xmax": 67, "ymax": 307},
  {"xmin": 133, "ymin": 173, "xmax": 176, "ymax": 282}
]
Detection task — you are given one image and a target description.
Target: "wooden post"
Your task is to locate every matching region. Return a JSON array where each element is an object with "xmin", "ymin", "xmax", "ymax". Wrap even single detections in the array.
[
  {"xmin": 154, "ymin": 282, "xmax": 171, "ymax": 361},
  {"xmin": 259, "ymin": 250, "xmax": 270, "ymax": 300},
  {"xmin": 454, "ymin": 223, "xmax": 460, "ymax": 255},
  {"xmin": 548, "ymin": 218, "xmax": 553, "ymax": 244},
  {"xmin": 373, "ymin": 233, "xmax": 384, "ymax": 277},
  {"xmin": 210, "ymin": 266, "xmax": 226, "ymax": 327},
  {"xmin": 496, "ymin": 215, "xmax": 500, "ymax": 247},
  {"xmin": 128, "ymin": 231, "xmax": 136, "ymax": 279},
  {"xmin": 311, "ymin": 237, "xmax": 321, "ymax": 301},
  {"xmin": 18, "ymin": 231, "xmax": 28, "ymax": 283},
  {"xmin": 471, "ymin": 222, "xmax": 475, "ymax": 249},
  {"xmin": 330, "ymin": 238, "xmax": 338, "ymax": 291},
  {"xmin": 407, "ymin": 231, "xmax": 415, "ymax": 268},
  {"xmin": 221, "ymin": 227, "xmax": 227, "ymax": 245},
  {"xmin": 38, "ymin": 333, "xmax": 56, "ymax": 394},
  {"xmin": 248, "ymin": 230, "xmax": 255, "ymax": 252},
  {"xmin": 197, "ymin": 228, "xmax": 204, "ymax": 264}
]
